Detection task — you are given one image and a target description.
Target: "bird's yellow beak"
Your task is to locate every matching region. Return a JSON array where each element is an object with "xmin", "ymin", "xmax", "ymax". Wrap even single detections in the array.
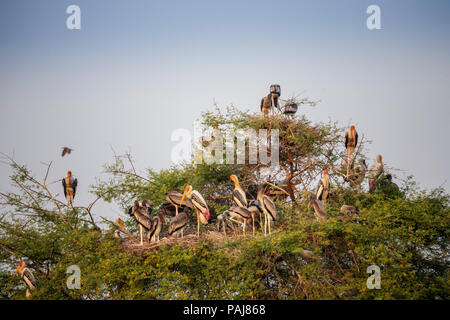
[
  {"xmin": 180, "ymin": 185, "xmax": 189, "ymax": 206},
  {"xmin": 116, "ymin": 218, "xmax": 127, "ymax": 231},
  {"xmin": 13, "ymin": 262, "xmax": 22, "ymax": 278}
]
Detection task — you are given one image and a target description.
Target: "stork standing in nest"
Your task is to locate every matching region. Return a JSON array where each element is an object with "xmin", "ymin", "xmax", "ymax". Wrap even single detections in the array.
[
  {"xmin": 166, "ymin": 190, "xmax": 193, "ymax": 216},
  {"xmin": 257, "ymin": 184, "xmax": 278, "ymax": 236},
  {"xmin": 128, "ymin": 200, "xmax": 154, "ymax": 245},
  {"xmin": 180, "ymin": 185, "xmax": 210, "ymax": 237},
  {"xmin": 13, "ymin": 261, "xmax": 36, "ymax": 298},
  {"xmin": 148, "ymin": 210, "xmax": 167, "ymax": 242},
  {"xmin": 168, "ymin": 209, "xmax": 189, "ymax": 238},
  {"xmin": 227, "ymin": 206, "xmax": 253, "ymax": 236},
  {"xmin": 230, "ymin": 175, "xmax": 247, "ymax": 208}
]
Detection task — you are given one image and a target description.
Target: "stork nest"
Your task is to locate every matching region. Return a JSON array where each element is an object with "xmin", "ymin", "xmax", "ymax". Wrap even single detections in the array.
[{"xmin": 118, "ymin": 225, "xmax": 242, "ymax": 255}]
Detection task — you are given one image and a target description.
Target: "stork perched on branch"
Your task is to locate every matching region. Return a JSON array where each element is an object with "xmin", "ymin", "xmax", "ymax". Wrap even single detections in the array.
[
  {"xmin": 128, "ymin": 200, "xmax": 154, "ymax": 245},
  {"xmin": 345, "ymin": 126, "xmax": 358, "ymax": 175},
  {"xmin": 230, "ymin": 175, "xmax": 247, "ymax": 208},
  {"xmin": 257, "ymin": 184, "xmax": 278, "ymax": 236},
  {"xmin": 368, "ymin": 154, "xmax": 384, "ymax": 192},
  {"xmin": 166, "ymin": 190, "xmax": 193, "ymax": 216},
  {"xmin": 316, "ymin": 169, "xmax": 330, "ymax": 204},
  {"xmin": 62, "ymin": 171, "xmax": 77, "ymax": 206},
  {"xmin": 13, "ymin": 261, "xmax": 36, "ymax": 298},
  {"xmin": 180, "ymin": 185, "xmax": 210, "ymax": 237}
]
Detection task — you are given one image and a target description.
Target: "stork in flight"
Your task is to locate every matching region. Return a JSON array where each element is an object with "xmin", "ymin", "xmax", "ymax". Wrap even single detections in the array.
[
  {"xmin": 61, "ymin": 147, "xmax": 73, "ymax": 157},
  {"xmin": 62, "ymin": 171, "xmax": 77, "ymax": 206},
  {"xmin": 180, "ymin": 185, "xmax": 210, "ymax": 237},
  {"xmin": 230, "ymin": 175, "xmax": 247, "ymax": 208},
  {"xmin": 13, "ymin": 261, "xmax": 36, "ymax": 298},
  {"xmin": 166, "ymin": 190, "xmax": 193, "ymax": 216},
  {"xmin": 316, "ymin": 169, "xmax": 330, "ymax": 204},
  {"xmin": 257, "ymin": 184, "xmax": 278, "ymax": 236}
]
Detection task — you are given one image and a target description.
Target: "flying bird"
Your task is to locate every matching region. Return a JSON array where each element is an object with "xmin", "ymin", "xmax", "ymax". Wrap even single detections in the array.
[
  {"xmin": 230, "ymin": 175, "xmax": 247, "ymax": 208},
  {"xmin": 316, "ymin": 169, "xmax": 330, "ymax": 204},
  {"xmin": 257, "ymin": 184, "xmax": 278, "ymax": 236},
  {"xmin": 180, "ymin": 185, "xmax": 210, "ymax": 237},
  {"xmin": 13, "ymin": 261, "xmax": 36, "ymax": 298},
  {"xmin": 62, "ymin": 171, "xmax": 77, "ymax": 205},
  {"xmin": 166, "ymin": 190, "xmax": 193, "ymax": 216},
  {"xmin": 61, "ymin": 147, "xmax": 73, "ymax": 157}
]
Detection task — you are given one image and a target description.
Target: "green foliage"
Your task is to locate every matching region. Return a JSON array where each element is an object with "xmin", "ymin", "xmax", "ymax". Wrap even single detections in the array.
[{"xmin": 0, "ymin": 108, "xmax": 448, "ymax": 300}]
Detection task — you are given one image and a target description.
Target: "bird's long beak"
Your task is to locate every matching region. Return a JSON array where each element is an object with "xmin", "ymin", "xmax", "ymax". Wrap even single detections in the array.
[
  {"xmin": 116, "ymin": 218, "xmax": 127, "ymax": 231},
  {"xmin": 13, "ymin": 263, "xmax": 21, "ymax": 278},
  {"xmin": 180, "ymin": 185, "xmax": 189, "ymax": 206}
]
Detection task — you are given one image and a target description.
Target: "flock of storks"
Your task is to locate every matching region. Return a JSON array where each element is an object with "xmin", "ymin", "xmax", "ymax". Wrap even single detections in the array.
[{"xmin": 12, "ymin": 85, "xmax": 388, "ymax": 297}]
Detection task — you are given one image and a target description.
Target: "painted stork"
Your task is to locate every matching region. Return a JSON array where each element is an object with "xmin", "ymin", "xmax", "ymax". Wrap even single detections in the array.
[
  {"xmin": 61, "ymin": 147, "xmax": 73, "ymax": 157},
  {"xmin": 148, "ymin": 211, "xmax": 167, "ymax": 242},
  {"xmin": 368, "ymin": 154, "xmax": 384, "ymax": 192},
  {"xmin": 257, "ymin": 184, "xmax": 278, "ymax": 236},
  {"xmin": 344, "ymin": 126, "xmax": 358, "ymax": 175},
  {"xmin": 228, "ymin": 206, "xmax": 253, "ymax": 235},
  {"xmin": 62, "ymin": 171, "xmax": 77, "ymax": 206},
  {"xmin": 180, "ymin": 185, "xmax": 210, "ymax": 237},
  {"xmin": 216, "ymin": 211, "xmax": 232, "ymax": 235},
  {"xmin": 128, "ymin": 200, "xmax": 154, "ymax": 245},
  {"xmin": 13, "ymin": 261, "xmax": 36, "ymax": 298},
  {"xmin": 230, "ymin": 175, "xmax": 247, "ymax": 208},
  {"xmin": 316, "ymin": 169, "xmax": 330, "ymax": 204},
  {"xmin": 248, "ymin": 199, "xmax": 264, "ymax": 234},
  {"xmin": 353, "ymin": 159, "xmax": 368, "ymax": 190},
  {"xmin": 166, "ymin": 190, "xmax": 193, "ymax": 216},
  {"xmin": 345, "ymin": 126, "xmax": 358, "ymax": 156},
  {"xmin": 168, "ymin": 210, "xmax": 189, "ymax": 238},
  {"xmin": 309, "ymin": 194, "xmax": 327, "ymax": 222}
]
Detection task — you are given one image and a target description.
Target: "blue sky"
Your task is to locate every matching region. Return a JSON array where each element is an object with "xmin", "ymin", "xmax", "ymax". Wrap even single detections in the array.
[{"xmin": 0, "ymin": 0, "xmax": 449, "ymax": 217}]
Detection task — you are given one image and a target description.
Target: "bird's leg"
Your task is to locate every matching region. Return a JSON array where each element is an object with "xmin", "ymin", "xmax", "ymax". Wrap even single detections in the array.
[
  {"xmin": 139, "ymin": 225, "xmax": 144, "ymax": 245},
  {"xmin": 252, "ymin": 213, "xmax": 255, "ymax": 236},
  {"xmin": 195, "ymin": 208, "xmax": 200, "ymax": 237},
  {"xmin": 175, "ymin": 206, "xmax": 178, "ymax": 216}
]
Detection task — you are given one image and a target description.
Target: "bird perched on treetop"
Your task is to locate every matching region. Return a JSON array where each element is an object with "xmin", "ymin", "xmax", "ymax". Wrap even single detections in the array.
[{"xmin": 62, "ymin": 171, "xmax": 77, "ymax": 206}]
